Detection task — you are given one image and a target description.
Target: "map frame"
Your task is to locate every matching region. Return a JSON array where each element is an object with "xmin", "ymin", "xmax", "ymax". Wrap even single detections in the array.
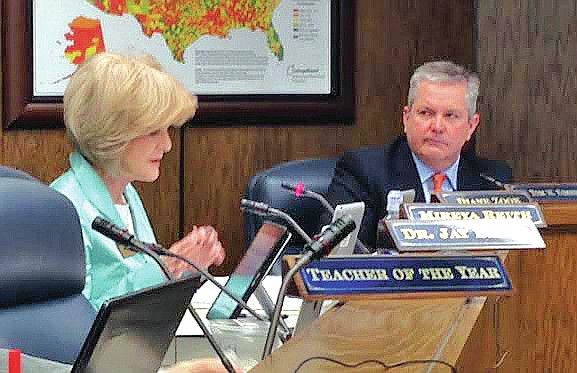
[{"xmin": 2, "ymin": 0, "xmax": 354, "ymax": 129}]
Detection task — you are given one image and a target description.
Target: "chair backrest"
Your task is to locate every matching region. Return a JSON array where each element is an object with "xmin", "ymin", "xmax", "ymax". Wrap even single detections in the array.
[
  {"xmin": 244, "ymin": 159, "xmax": 337, "ymax": 260},
  {"xmin": 0, "ymin": 165, "xmax": 39, "ymax": 181},
  {"xmin": 0, "ymin": 169, "xmax": 96, "ymax": 364}
]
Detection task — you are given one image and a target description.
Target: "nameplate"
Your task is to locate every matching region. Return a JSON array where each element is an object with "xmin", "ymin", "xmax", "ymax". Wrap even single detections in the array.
[
  {"xmin": 402, "ymin": 203, "xmax": 546, "ymax": 228},
  {"xmin": 385, "ymin": 219, "xmax": 545, "ymax": 251},
  {"xmin": 507, "ymin": 183, "xmax": 577, "ymax": 202},
  {"xmin": 291, "ymin": 255, "xmax": 512, "ymax": 300},
  {"xmin": 433, "ymin": 190, "xmax": 532, "ymax": 204}
]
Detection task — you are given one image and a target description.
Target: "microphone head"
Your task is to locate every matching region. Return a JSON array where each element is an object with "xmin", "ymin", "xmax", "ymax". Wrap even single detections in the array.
[
  {"xmin": 280, "ymin": 182, "xmax": 295, "ymax": 191},
  {"xmin": 91, "ymin": 216, "xmax": 132, "ymax": 244},
  {"xmin": 240, "ymin": 199, "xmax": 271, "ymax": 215},
  {"xmin": 306, "ymin": 215, "xmax": 356, "ymax": 260},
  {"xmin": 281, "ymin": 182, "xmax": 306, "ymax": 197},
  {"xmin": 479, "ymin": 172, "xmax": 506, "ymax": 189}
]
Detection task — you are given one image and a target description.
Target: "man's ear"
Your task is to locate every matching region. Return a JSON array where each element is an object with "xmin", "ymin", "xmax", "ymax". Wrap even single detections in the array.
[
  {"xmin": 402, "ymin": 106, "xmax": 411, "ymax": 133},
  {"xmin": 466, "ymin": 112, "xmax": 480, "ymax": 140}
]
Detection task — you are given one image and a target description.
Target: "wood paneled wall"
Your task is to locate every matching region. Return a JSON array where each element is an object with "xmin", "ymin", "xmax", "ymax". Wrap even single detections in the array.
[
  {"xmin": 0, "ymin": 0, "xmax": 476, "ymax": 273},
  {"xmin": 477, "ymin": 0, "xmax": 577, "ymax": 181},
  {"xmin": 474, "ymin": 1, "xmax": 577, "ymax": 372}
]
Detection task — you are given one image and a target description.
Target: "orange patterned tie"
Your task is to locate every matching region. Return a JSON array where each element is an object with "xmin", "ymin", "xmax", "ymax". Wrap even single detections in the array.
[{"xmin": 432, "ymin": 173, "xmax": 447, "ymax": 193}]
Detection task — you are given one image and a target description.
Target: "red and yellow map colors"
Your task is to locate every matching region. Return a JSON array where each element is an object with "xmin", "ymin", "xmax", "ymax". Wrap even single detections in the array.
[
  {"xmin": 64, "ymin": 16, "xmax": 106, "ymax": 65},
  {"xmin": 65, "ymin": 0, "xmax": 284, "ymax": 65}
]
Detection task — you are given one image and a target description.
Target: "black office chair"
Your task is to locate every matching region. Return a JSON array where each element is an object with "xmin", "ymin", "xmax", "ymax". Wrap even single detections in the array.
[
  {"xmin": 243, "ymin": 159, "xmax": 337, "ymax": 271},
  {"xmin": 0, "ymin": 168, "xmax": 96, "ymax": 364}
]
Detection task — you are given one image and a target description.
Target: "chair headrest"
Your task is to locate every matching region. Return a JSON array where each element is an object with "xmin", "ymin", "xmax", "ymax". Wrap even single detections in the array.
[
  {"xmin": 0, "ymin": 166, "xmax": 39, "ymax": 181},
  {"xmin": 247, "ymin": 159, "xmax": 337, "ymax": 196},
  {"xmin": 244, "ymin": 159, "xmax": 337, "ymax": 246},
  {"xmin": 0, "ymin": 175, "xmax": 85, "ymax": 307}
]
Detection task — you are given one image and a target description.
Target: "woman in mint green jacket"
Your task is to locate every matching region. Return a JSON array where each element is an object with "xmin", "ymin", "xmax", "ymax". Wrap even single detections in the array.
[{"xmin": 51, "ymin": 52, "xmax": 225, "ymax": 312}]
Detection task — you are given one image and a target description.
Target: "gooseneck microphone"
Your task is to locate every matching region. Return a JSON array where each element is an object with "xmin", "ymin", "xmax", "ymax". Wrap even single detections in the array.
[
  {"xmin": 261, "ymin": 216, "xmax": 356, "ymax": 358},
  {"xmin": 281, "ymin": 182, "xmax": 335, "ymax": 215},
  {"xmin": 92, "ymin": 216, "xmax": 135, "ymax": 246},
  {"xmin": 90, "ymin": 217, "xmax": 236, "ymax": 373},
  {"xmin": 241, "ymin": 199, "xmax": 312, "ymax": 244},
  {"xmin": 300, "ymin": 215, "xmax": 357, "ymax": 262},
  {"xmin": 91, "ymin": 217, "xmax": 264, "ymax": 321},
  {"xmin": 280, "ymin": 183, "xmax": 371, "ymax": 254},
  {"xmin": 480, "ymin": 172, "xmax": 507, "ymax": 189}
]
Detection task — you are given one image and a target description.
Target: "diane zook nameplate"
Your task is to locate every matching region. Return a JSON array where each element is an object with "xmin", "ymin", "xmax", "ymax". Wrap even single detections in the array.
[
  {"xmin": 402, "ymin": 203, "xmax": 546, "ymax": 228},
  {"xmin": 292, "ymin": 255, "xmax": 512, "ymax": 300},
  {"xmin": 433, "ymin": 190, "xmax": 532, "ymax": 204},
  {"xmin": 385, "ymin": 219, "xmax": 545, "ymax": 252}
]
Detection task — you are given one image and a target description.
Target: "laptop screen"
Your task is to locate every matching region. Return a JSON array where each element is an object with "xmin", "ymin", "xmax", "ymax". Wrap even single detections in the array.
[{"xmin": 72, "ymin": 275, "xmax": 203, "ymax": 373}]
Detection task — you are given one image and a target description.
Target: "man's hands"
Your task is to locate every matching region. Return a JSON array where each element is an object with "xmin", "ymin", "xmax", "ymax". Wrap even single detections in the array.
[{"xmin": 164, "ymin": 225, "xmax": 225, "ymax": 278}]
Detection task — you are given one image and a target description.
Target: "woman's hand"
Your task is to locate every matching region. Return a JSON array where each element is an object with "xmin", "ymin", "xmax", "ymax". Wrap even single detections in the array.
[{"xmin": 164, "ymin": 225, "xmax": 225, "ymax": 278}]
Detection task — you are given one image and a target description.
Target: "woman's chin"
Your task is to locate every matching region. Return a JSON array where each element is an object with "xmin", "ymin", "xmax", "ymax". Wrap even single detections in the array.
[{"xmin": 137, "ymin": 172, "xmax": 160, "ymax": 183}]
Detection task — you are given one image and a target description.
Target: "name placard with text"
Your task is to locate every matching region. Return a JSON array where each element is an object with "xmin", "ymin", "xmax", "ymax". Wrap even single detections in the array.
[
  {"xmin": 385, "ymin": 219, "xmax": 545, "ymax": 252},
  {"xmin": 402, "ymin": 203, "xmax": 546, "ymax": 227},
  {"xmin": 433, "ymin": 190, "xmax": 532, "ymax": 205},
  {"xmin": 291, "ymin": 255, "xmax": 513, "ymax": 301},
  {"xmin": 507, "ymin": 183, "xmax": 577, "ymax": 202}
]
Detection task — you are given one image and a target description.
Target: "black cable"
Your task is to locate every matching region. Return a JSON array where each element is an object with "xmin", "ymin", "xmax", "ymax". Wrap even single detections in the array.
[
  {"xmin": 133, "ymin": 245, "xmax": 237, "ymax": 373},
  {"xmin": 292, "ymin": 356, "xmax": 457, "ymax": 373},
  {"xmin": 159, "ymin": 249, "xmax": 265, "ymax": 321}
]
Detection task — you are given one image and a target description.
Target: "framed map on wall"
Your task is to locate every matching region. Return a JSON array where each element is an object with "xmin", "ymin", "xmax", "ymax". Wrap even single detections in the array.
[{"xmin": 2, "ymin": 0, "xmax": 354, "ymax": 129}]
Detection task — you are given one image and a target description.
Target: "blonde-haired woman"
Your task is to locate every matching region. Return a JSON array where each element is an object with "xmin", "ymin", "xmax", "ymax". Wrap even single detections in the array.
[{"xmin": 51, "ymin": 52, "xmax": 225, "ymax": 312}]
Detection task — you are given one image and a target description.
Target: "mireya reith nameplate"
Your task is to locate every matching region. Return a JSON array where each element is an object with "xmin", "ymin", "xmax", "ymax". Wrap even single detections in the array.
[
  {"xmin": 402, "ymin": 203, "xmax": 546, "ymax": 228},
  {"xmin": 385, "ymin": 219, "xmax": 545, "ymax": 252}
]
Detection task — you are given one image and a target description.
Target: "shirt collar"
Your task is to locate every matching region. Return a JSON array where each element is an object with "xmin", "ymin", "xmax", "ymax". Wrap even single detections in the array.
[
  {"xmin": 69, "ymin": 151, "xmax": 123, "ymax": 225},
  {"xmin": 411, "ymin": 152, "xmax": 459, "ymax": 191}
]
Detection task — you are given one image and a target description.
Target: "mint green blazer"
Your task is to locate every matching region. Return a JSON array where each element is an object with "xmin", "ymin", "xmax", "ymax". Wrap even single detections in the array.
[{"xmin": 51, "ymin": 152, "xmax": 165, "ymax": 311}]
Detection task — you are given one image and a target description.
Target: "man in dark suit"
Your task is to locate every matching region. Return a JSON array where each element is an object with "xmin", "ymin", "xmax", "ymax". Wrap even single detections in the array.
[{"xmin": 327, "ymin": 61, "xmax": 512, "ymax": 249}]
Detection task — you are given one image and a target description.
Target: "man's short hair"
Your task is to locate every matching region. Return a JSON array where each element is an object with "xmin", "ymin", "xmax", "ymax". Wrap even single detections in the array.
[
  {"xmin": 408, "ymin": 61, "xmax": 480, "ymax": 118},
  {"xmin": 64, "ymin": 52, "xmax": 198, "ymax": 173}
]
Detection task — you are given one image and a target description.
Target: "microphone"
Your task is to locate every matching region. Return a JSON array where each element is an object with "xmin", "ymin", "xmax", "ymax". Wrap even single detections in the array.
[
  {"xmin": 241, "ymin": 199, "xmax": 312, "ymax": 244},
  {"xmin": 281, "ymin": 182, "xmax": 335, "ymax": 215},
  {"xmin": 301, "ymin": 215, "xmax": 357, "ymax": 262},
  {"xmin": 92, "ymin": 216, "xmax": 134, "ymax": 246},
  {"xmin": 91, "ymin": 217, "xmax": 265, "ymax": 321},
  {"xmin": 280, "ymin": 183, "xmax": 371, "ymax": 254},
  {"xmin": 91, "ymin": 217, "xmax": 236, "ymax": 373},
  {"xmin": 480, "ymin": 172, "xmax": 507, "ymax": 189},
  {"xmin": 261, "ymin": 216, "xmax": 356, "ymax": 358}
]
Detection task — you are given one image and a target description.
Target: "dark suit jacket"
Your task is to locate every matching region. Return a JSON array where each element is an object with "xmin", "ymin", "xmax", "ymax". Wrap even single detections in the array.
[{"xmin": 326, "ymin": 136, "xmax": 513, "ymax": 249}]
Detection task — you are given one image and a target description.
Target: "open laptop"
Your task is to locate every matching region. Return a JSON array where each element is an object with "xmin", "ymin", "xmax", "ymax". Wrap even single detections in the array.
[{"xmin": 71, "ymin": 274, "xmax": 204, "ymax": 373}]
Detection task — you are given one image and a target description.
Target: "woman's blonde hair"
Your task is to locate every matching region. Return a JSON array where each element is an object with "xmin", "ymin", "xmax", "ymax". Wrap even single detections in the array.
[{"xmin": 64, "ymin": 52, "xmax": 197, "ymax": 171}]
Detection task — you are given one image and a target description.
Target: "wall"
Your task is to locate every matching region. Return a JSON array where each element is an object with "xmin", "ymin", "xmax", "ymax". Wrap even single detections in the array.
[
  {"xmin": 0, "ymin": 1, "xmax": 475, "ymax": 273},
  {"xmin": 471, "ymin": 1, "xmax": 577, "ymax": 372},
  {"xmin": 477, "ymin": 0, "xmax": 577, "ymax": 180}
]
